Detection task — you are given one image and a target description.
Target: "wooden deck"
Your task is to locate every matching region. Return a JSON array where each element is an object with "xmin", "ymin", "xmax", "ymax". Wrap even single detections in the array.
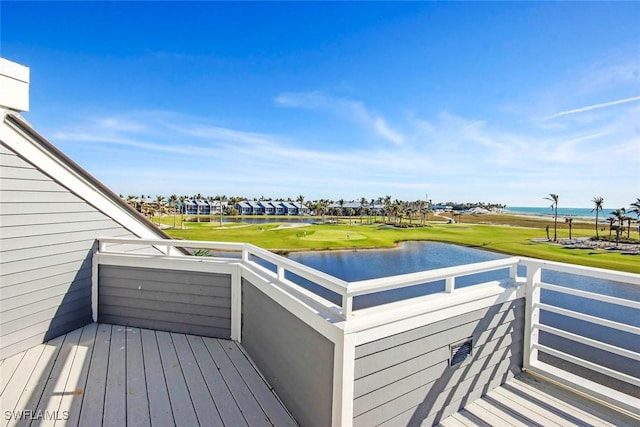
[
  {"xmin": 0, "ymin": 323, "xmax": 297, "ymax": 426},
  {"xmin": 440, "ymin": 374, "xmax": 638, "ymax": 427}
]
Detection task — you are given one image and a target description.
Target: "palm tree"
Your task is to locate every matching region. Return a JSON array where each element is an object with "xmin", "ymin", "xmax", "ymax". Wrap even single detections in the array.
[
  {"xmin": 155, "ymin": 195, "xmax": 165, "ymax": 226},
  {"xmin": 407, "ymin": 205, "xmax": 414, "ymax": 225},
  {"xmin": 606, "ymin": 216, "xmax": 615, "ymax": 237},
  {"xmin": 208, "ymin": 196, "xmax": 216, "ymax": 221},
  {"xmin": 544, "ymin": 193, "xmax": 559, "ymax": 241},
  {"xmin": 359, "ymin": 197, "xmax": 368, "ymax": 225},
  {"xmin": 179, "ymin": 196, "xmax": 186, "ymax": 229},
  {"xmin": 392, "ymin": 199, "xmax": 405, "ymax": 225},
  {"xmin": 383, "ymin": 195, "xmax": 392, "ymax": 224},
  {"xmin": 610, "ymin": 208, "xmax": 626, "ymax": 245},
  {"xmin": 297, "ymin": 195, "xmax": 305, "ymax": 220},
  {"xmin": 315, "ymin": 199, "xmax": 327, "ymax": 224},
  {"xmin": 338, "ymin": 199, "xmax": 345, "ymax": 222},
  {"xmin": 140, "ymin": 194, "xmax": 147, "ymax": 216},
  {"xmin": 565, "ymin": 218, "xmax": 573, "ymax": 240},
  {"xmin": 195, "ymin": 193, "xmax": 203, "ymax": 222},
  {"xmin": 126, "ymin": 195, "xmax": 137, "ymax": 209},
  {"xmin": 218, "ymin": 195, "xmax": 228, "ymax": 226},
  {"xmin": 369, "ymin": 198, "xmax": 376, "ymax": 224},
  {"xmin": 169, "ymin": 194, "xmax": 178, "ymax": 228},
  {"xmin": 629, "ymin": 198, "xmax": 640, "ymax": 240},
  {"xmin": 591, "ymin": 196, "xmax": 604, "ymax": 240}
]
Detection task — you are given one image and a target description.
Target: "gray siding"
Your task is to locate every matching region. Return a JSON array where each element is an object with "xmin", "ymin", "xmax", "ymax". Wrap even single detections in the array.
[
  {"xmin": 98, "ymin": 265, "xmax": 232, "ymax": 338},
  {"xmin": 241, "ymin": 279, "xmax": 334, "ymax": 427},
  {"xmin": 0, "ymin": 142, "xmax": 155, "ymax": 359},
  {"xmin": 353, "ymin": 299, "xmax": 524, "ymax": 426}
]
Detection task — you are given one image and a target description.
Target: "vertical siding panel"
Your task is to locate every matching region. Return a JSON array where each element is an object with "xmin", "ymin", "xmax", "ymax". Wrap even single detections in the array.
[
  {"xmin": 241, "ymin": 279, "xmax": 334, "ymax": 427},
  {"xmin": 0, "ymin": 142, "xmax": 162, "ymax": 359},
  {"xmin": 353, "ymin": 299, "xmax": 525, "ymax": 426},
  {"xmin": 97, "ymin": 266, "xmax": 232, "ymax": 338}
]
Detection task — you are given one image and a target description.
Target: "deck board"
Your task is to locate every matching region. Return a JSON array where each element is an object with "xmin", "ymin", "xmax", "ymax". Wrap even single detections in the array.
[
  {"xmin": 140, "ymin": 328, "xmax": 174, "ymax": 427},
  {"xmin": 78, "ymin": 323, "xmax": 110, "ymax": 426},
  {"xmin": 32, "ymin": 327, "xmax": 82, "ymax": 427},
  {"xmin": 57, "ymin": 323, "xmax": 97, "ymax": 427},
  {"xmin": 202, "ymin": 337, "xmax": 271, "ymax": 426},
  {"xmin": 171, "ymin": 333, "xmax": 224, "ymax": 426},
  {"xmin": 467, "ymin": 399, "xmax": 531, "ymax": 427},
  {"xmin": 125, "ymin": 327, "xmax": 150, "ymax": 427},
  {"xmin": 0, "ymin": 351, "xmax": 25, "ymax": 396},
  {"xmin": 0, "ymin": 345, "xmax": 44, "ymax": 426},
  {"xmin": 103, "ymin": 325, "xmax": 127, "ymax": 426},
  {"xmin": 222, "ymin": 341, "xmax": 296, "ymax": 426},
  {"xmin": 0, "ymin": 324, "xmax": 296, "ymax": 427},
  {"xmin": 186, "ymin": 335, "xmax": 249, "ymax": 427},
  {"xmin": 439, "ymin": 374, "xmax": 640, "ymax": 427},
  {"xmin": 9, "ymin": 335, "xmax": 65, "ymax": 427},
  {"xmin": 156, "ymin": 330, "xmax": 200, "ymax": 426}
]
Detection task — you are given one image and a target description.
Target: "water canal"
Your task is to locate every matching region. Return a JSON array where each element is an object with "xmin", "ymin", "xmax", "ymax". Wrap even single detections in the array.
[{"xmin": 283, "ymin": 241, "xmax": 638, "ymax": 392}]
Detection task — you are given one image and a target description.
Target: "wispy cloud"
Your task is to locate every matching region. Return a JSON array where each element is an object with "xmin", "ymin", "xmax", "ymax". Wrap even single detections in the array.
[
  {"xmin": 275, "ymin": 91, "xmax": 405, "ymax": 145},
  {"xmin": 49, "ymin": 87, "xmax": 639, "ymax": 206},
  {"xmin": 544, "ymin": 96, "xmax": 640, "ymax": 120}
]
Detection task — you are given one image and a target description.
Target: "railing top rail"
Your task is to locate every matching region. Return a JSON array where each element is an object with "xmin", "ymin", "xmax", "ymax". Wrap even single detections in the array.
[
  {"xmin": 347, "ymin": 257, "xmax": 520, "ymax": 297},
  {"xmin": 98, "ymin": 237, "xmax": 245, "ymax": 251},
  {"xmin": 97, "ymin": 237, "xmax": 349, "ymax": 294},
  {"xmin": 520, "ymin": 257, "xmax": 640, "ymax": 285},
  {"xmin": 242, "ymin": 243, "xmax": 349, "ymax": 294},
  {"xmin": 538, "ymin": 282, "xmax": 640, "ymax": 310},
  {"xmin": 97, "ymin": 238, "xmax": 640, "ymax": 301}
]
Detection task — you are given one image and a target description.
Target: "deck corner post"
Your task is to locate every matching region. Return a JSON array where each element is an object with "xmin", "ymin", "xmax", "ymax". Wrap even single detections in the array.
[
  {"xmin": 91, "ymin": 250, "xmax": 99, "ymax": 323},
  {"xmin": 332, "ymin": 332, "xmax": 355, "ymax": 427},
  {"xmin": 524, "ymin": 262, "xmax": 542, "ymax": 370},
  {"xmin": 231, "ymin": 264, "xmax": 243, "ymax": 342}
]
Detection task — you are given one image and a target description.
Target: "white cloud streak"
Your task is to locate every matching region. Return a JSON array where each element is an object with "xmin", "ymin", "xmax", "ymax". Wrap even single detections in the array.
[
  {"xmin": 545, "ymin": 95, "xmax": 640, "ymax": 120},
  {"xmin": 275, "ymin": 91, "xmax": 405, "ymax": 145},
  {"xmin": 48, "ymin": 90, "xmax": 639, "ymax": 206}
]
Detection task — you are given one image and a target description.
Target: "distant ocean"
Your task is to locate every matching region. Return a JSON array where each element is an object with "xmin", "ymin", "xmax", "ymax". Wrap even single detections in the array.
[{"xmin": 505, "ymin": 206, "xmax": 608, "ymax": 219}]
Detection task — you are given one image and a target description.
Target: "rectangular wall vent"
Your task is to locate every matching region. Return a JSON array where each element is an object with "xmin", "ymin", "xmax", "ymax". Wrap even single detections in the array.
[{"xmin": 450, "ymin": 338, "xmax": 473, "ymax": 367}]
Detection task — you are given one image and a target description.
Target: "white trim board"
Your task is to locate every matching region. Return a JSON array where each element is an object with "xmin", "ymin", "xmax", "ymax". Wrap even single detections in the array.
[
  {"xmin": 349, "ymin": 283, "xmax": 525, "ymax": 346},
  {"xmin": 1, "ymin": 112, "xmax": 174, "ymax": 251}
]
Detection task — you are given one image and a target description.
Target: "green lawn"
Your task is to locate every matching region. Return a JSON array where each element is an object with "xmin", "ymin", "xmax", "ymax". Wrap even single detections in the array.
[{"xmin": 159, "ymin": 216, "xmax": 640, "ymax": 273}]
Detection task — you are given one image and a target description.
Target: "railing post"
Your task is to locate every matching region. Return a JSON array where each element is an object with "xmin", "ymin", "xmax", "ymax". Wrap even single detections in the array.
[
  {"xmin": 242, "ymin": 246, "xmax": 249, "ymax": 262},
  {"xmin": 332, "ymin": 332, "xmax": 355, "ymax": 427},
  {"xmin": 445, "ymin": 276, "xmax": 455, "ymax": 293},
  {"xmin": 342, "ymin": 293, "xmax": 353, "ymax": 319},
  {"xmin": 524, "ymin": 262, "xmax": 542, "ymax": 370},
  {"xmin": 231, "ymin": 265, "xmax": 242, "ymax": 342},
  {"xmin": 91, "ymin": 250, "xmax": 99, "ymax": 322},
  {"xmin": 277, "ymin": 265, "xmax": 285, "ymax": 281},
  {"xmin": 510, "ymin": 263, "xmax": 518, "ymax": 282}
]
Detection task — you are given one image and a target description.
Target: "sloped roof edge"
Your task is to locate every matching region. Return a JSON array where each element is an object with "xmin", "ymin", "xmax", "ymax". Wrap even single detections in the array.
[{"xmin": 1, "ymin": 111, "xmax": 184, "ymax": 250}]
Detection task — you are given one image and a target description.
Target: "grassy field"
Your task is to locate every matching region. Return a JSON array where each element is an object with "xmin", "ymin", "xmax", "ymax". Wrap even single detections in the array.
[{"xmin": 157, "ymin": 214, "xmax": 640, "ymax": 273}]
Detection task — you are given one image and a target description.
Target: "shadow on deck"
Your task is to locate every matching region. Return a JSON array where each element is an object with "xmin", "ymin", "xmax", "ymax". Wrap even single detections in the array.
[
  {"xmin": 439, "ymin": 374, "xmax": 638, "ymax": 427},
  {"xmin": 0, "ymin": 323, "xmax": 297, "ymax": 426}
]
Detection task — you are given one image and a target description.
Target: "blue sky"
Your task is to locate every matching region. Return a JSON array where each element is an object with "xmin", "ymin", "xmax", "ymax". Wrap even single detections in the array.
[{"xmin": 2, "ymin": 2, "xmax": 639, "ymax": 208}]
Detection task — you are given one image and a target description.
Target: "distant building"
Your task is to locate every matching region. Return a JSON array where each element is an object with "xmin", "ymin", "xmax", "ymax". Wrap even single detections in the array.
[
  {"xmin": 180, "ymin": 199, "xmax": 227, "ymax": 215},
  {"xmin": 234, "ymin": 200, "xmax": 307, "ymax": 215}
]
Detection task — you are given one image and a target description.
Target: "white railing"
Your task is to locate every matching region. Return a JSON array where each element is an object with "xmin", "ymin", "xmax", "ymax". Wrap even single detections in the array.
[
  {"xmin": 97, "ymin": 237, "xmax": 521, "ymax": 319},
  {"xmin": 95, "ymin": 237, "xmax": 640, "ymax": 419},
  {"xmin": 344, "ymin": 257, "xmax": 520, "ymax": 316},
  {"xmin": 520, "ymin": 258, "xmax": 640, "ymax": 416}
]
